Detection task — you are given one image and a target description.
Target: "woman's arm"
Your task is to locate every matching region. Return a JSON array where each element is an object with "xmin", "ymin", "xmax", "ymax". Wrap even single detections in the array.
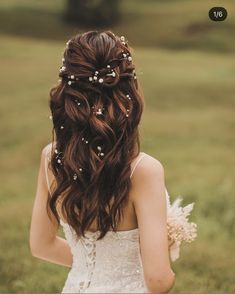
[
  {"xmin": 29, "ymin": 145, "xmax": 73, "ymax": 268},
  {"xmin": 131, "ymin": 155, "xmax": 175, "ymax": 294}
]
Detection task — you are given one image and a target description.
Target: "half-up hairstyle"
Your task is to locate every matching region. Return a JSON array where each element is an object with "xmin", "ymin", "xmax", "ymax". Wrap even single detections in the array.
[{"xmin": 47, "ymin": 30, "xmax": 144, "ymax": 240}]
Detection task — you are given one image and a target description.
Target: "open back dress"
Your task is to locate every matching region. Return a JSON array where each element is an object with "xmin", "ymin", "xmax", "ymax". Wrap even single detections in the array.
[{"xmin": 44, "ymin": 143, "xmax": 169, "ymax": 293}]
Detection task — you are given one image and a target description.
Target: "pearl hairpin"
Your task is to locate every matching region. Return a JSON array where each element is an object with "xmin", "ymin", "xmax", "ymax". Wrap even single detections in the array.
[
  {"xmin": 81, "ymin": 137, "xmax": 88, "ymax": 144},
  {"xmin": 132, "ymin": 69, "xmax": 137, "ymax": 80},
  {"xmin": 89, "ymin": 70, "xmax": 105, "ymax": 84},
  {"xmin": 106, "ymin": 70, "xmax": 116, "ymax": 78},
  {"xmin": 122, "ymin": 51, "xmax": 132, "ymax": 63},
  {"xmin": 96, "ymin": 108, "xmax": 103, "ymax": 115},
  {"xmin": 97, "ymin": 145, "xmax": 104, "ymax": 157},
  {"xmin": 60, "ymin": 66, "xmax": 66, "ymax": 72},
  {"xmin": 74, "ymin": 99, "xmax": 81, "ymax": 106}
]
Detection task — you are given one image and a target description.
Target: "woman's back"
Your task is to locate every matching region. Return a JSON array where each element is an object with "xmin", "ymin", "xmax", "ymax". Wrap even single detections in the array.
[{"xmin": 44, "ymin": 143, "xmax": 150, "ymax": 293}]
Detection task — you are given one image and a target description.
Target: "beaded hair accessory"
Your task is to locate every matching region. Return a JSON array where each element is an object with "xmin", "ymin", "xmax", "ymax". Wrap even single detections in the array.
[{"xmin": 59, "ymin": 35, "xmax": 137, "ymax": 86}]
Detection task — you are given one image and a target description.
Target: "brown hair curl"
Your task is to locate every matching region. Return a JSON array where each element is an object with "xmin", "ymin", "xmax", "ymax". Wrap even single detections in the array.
[{"xmin": 47, "ymin": 30, "xmax": 144, "ymax": 240}]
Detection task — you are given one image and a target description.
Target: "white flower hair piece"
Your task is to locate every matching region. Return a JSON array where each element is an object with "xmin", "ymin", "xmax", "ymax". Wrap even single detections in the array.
[{"xmin": 165, "ymin": 190, "xmax": 197, "ymax": 262}]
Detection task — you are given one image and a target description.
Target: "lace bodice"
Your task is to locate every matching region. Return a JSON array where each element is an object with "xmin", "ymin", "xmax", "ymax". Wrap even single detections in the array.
[
  {"xmin": 44, "ymin": 143, "xmax": 150, "ymax": 293},
  {"xmin": 60, "ymin": 219, "xmax": 148, "ymax": 293}
]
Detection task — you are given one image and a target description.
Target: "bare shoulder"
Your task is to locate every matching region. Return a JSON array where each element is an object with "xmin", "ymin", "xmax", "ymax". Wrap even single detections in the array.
[
  {"xmin": 133, "ymin": 152, "xmax": 164, "ymax": 180},
  {"xmin": 130, "ymin": 152, "xmax": 165, "ymax": 201}
]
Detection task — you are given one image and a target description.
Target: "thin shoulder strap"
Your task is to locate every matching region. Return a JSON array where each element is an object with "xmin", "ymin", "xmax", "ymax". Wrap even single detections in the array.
[
  {"xmin": 44, "ymin": 144, "xmax": 52, "ymax": 196},
  {"xmin": 130, "ymin": 152, "xmax": 147, "ymax": 178}
]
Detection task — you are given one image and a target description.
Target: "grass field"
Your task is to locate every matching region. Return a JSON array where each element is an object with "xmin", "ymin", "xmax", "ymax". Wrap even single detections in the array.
[{"xmin": 0, "ymin": 1, "xmax": 235, "ymax": 293}]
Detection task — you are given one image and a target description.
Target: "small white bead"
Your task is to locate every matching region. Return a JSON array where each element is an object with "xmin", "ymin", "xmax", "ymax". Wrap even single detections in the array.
[
  {"xmin": 97, "ymin": 146, "xmax": 102, "ymax": 151},
  {"xmin": 85, "ymin": 140, "xmax": 89, "ymax": 144},
  {"xmin": 89, "ymin": 77, "xmax": 93, "ymax": 82},
  {"xmin": 49, "ymin": 115, "xmax": 53, "ymax": 120},
  {"xmin": 81, "ymin": 137, "xmax": 85, "ymax": 141},
  {"xmin": 57, "ymin": 159, "xmax": 61, "ymax": 163},
  {"xmin": 127, "ymin": 109, "xmax": 130, "ymax": 112},
  {"xmin": 126, "ymin": 94, "xmax": 130, "ymax": 98},
  {"xmin": 98, "ymin": 78, "xmax": 104, "ymax": 83},
  {"xmin": 126, "ymin": 114, "xmax": 129, "ymax": 117},
  {"xmin": 107, "ymin": 65, "xmax": 111, "ymax": 68},
  {"xmin": 62, "ymin": 58, "xmax": 65, "ymax": 62},
  {"xmin": 93, "ymin": 76, "xmax": 98, "ymax": 81},
  {"xmin": 123, "ymin": 53, "xmax": 127, "ymax": 58},
  {"xmin": 120, "ymin": 36, "xmax": 125, "ymax": 42},
  {"xmin": 128, "ymin": 56, "xmax": 132, "ymax": 61},
  {"xmin": 100, "ymin": 152, "xmax": 104, "ymax": 157},
  {"xmin": 55, "ymin": 149, "xmax": 58, "ymax": 154},
  {"xmin": 60, "ymin": 125, "xmax": 64, "ymax": 129},
  {"xmin": 68, "ymin": 80, "xmax": 72, "ymax": 85},
  {"xmin": 77, "ymin": 102, "xmax": 81, "ymax": 106},
  {"xmin": 70, "ymin": 75, "xmax": 75, "ymax": 79},
  {"xmin": 79, "ymin": 168, "xmax": 83, "ymax": 172},
  {"xmin": 73, "ymin": 173, "xmax": 77, "ymax": 180},
  {"xmin": 95, "ymin": 71, "xmax": 99, "ymax": 75},
  {"xmin": 111, "ymin": 72, "xmax": 116, "ymax": 77}
]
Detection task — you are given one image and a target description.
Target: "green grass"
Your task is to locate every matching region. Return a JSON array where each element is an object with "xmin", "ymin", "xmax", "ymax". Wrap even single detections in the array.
[
  {"xmin": 0, "ymin": 1, "xmax": 235, "ymax": 293},
  {"xmin": 0, "ymin": 0, "xmax": 234, "ymax": 52}
]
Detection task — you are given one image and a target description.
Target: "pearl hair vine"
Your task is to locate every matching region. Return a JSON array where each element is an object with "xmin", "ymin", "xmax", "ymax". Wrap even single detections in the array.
[
  {"xmin": 59, "ymin": 34, "xmax": 136, "ymax": 86},
  {"xmin": 97, "ymin": 145, "xmax": 104, "ymax": 157}
]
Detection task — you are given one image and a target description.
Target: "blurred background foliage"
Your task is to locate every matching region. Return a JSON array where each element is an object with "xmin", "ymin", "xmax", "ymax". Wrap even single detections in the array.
[{"xmin": 0, "ymin": 0, "xmax": 234, "ymax": 293}]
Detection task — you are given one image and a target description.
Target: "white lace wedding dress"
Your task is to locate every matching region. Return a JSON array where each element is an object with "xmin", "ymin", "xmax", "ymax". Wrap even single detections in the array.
[{"xmin": 44, "ymin": 145, "xmax": 164, "ymax": 293}]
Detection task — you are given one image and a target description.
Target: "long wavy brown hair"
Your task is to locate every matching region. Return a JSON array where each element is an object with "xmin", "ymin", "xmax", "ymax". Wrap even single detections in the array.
[{"xmin": 47, "ymin": 31, "xmax": 144, "ymax": 239}]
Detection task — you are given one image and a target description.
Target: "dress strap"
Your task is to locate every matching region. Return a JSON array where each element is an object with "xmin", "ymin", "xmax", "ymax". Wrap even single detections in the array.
[
  {"xmin": 44, "ymin": 144, "xmax": 52, "ymax": 196},
  {"xmin": 130, "ymin": 152, "xmax": 147, "ymax": 178}
]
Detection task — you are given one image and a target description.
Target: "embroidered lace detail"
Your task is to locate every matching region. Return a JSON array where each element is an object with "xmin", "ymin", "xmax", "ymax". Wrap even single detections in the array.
[{"xmin": 60, "ymin": 219, "xmax": 148, "ymax": 293}]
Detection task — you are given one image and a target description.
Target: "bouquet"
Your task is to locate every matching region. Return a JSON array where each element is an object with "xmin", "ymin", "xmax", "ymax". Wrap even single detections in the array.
[{"xmin": 165, "ymin": 189, "xmax": 197, "ymax": 262}]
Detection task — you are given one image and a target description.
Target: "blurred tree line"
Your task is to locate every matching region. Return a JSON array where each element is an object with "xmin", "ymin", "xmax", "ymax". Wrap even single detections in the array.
[{"xmin": 65, "ymin": 0, "xmax": 121, "ymax": 26}]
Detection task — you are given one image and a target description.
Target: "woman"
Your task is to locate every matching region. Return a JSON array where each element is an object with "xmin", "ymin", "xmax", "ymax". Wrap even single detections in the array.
[{"xmin": 29, "ymin": 31, "xmax": 175, "ymax": 293}]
